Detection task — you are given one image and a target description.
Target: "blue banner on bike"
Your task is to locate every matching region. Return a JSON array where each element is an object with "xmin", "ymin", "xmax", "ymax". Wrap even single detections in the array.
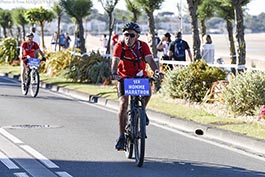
[
  {"xmin": 124, "ymin": 78, "xmax": 150, "ymax": 96},
  {"xmin": 28, "ymin": 58, "xmax": 40, "ymax": 68}
]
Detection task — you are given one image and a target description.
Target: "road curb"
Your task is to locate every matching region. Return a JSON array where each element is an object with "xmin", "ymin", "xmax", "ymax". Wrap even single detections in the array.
[{"xmin": 2, "ymin": 72, "xmax": 265, "ymax": 157}]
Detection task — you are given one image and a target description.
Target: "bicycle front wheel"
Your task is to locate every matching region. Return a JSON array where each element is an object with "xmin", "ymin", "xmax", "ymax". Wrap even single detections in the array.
[
  {"xmin": 133, "ymin": 107, "xmax": 146, "ymax": 167},
  {"xmin": 125, "ymin": 111, "xmax": 133, "ymax": 159},
  {"xmin": 30, "ymin": 69, "xmax": 40, "ymax": 97},
  {"xmin": 21, "ymin": 70, "xmax": 30, "ymax": 95}
]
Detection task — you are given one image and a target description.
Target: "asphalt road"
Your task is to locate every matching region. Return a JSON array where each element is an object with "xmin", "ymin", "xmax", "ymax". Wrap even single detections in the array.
[{"xmin": 0, "ymin": 75, "xmax": 265, "ymax": 177}]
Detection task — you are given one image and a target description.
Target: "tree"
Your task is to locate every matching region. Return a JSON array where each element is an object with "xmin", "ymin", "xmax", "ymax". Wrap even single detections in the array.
[
  {"xmin": 60, "ymin": 0, "xmax": 93, "ymax": 54},
  {"xmin": 135, "ymin": 0, "xmax": 164, "ymax": 59},
  {"xmin": 125, "ymin": 0, "xmax": 141, "ymax": 22},
  {"xmin": 231, "ymin": 0, "xmax": 249, "ymax": 68},
  {"xmin": 0, "ymin": 9, "xmax": 13, "ymax": 38},
  {"xmin": 25, "ymin": 7, "xmax": 55, "ymax": 49},
  {"xmin": 198, "ymin": 0, "xmax": 214, "ymax": 40},
  {"xmin": 12, "ymin": 8, "xmax": 28, "ymax": 44},
  {"xmin": 52, "ymin": 2, "xmax": 64, "ymax": 51},
  {"xmin": 98, "ymin": 0, "xmax": 119, "ymax": 55},
  {"xmin": 186, "ymin": 0, "xmax": 201, "ymax": 60},
  {"xmin": 214, "ymin": 0, "xmax": 237, "ymax": 74}
]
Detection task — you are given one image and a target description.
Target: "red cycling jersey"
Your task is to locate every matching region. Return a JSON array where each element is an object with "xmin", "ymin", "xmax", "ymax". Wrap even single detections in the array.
[
  {"xmin": 21, "ymin": 41, "xmax": 40, "ymax": 60},
  {"xmin": 112, "ymin": 40, "xmax": 152, "ymax": 78}
]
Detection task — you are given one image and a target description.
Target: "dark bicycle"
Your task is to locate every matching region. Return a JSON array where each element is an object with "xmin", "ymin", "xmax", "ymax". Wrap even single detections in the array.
[
  {"xmin": 21, "ymin": 57, "xmax": 41, "ymax": 97},
  {"xmin": 123, "ymin": 77, "xmax": 151, "ymax": 167}
]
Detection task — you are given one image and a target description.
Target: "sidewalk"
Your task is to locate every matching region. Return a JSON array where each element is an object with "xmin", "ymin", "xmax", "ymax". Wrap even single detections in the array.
[{"xmin": 2, "ymin": 72, "xmax": 265, "ymax": 158}]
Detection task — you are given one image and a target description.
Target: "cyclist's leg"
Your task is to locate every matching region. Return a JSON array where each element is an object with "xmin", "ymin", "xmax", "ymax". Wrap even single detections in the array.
[
  {"xmin": 20, "ymin": 59, "xmax": 27, "ymax": 84},
  {"xmin": 115, "ymin": 81, "xmax": 129, "ymax": 150},
  {"xmin": 118, "ymin": 95, "xmax": 129, "ymax": 135}
]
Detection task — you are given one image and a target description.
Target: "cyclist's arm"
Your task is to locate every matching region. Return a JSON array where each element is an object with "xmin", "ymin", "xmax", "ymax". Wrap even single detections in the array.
[
  {"xmin": 19, "ymin": 46, "xmax": 26, "ymax": 60},
  {"xmin": 111, "ymin": 56, "xmax": 120, "ymax": 74},
  {"xmin": 145, "ymin": 55, "xmax": 159, "ymax": 73},
  {"xmin": 37, "ymin": 48, "xmax": 45, "ymax": 59}
]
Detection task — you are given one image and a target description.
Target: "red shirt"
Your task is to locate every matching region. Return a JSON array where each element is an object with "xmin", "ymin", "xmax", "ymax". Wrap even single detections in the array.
[
  {"xmin": 21, "ymin": 41, "xmax": 39, "ymax": 59},
  {"xmin": 113, "ymin": 40, "xmax": 152, "ymax": 78}
]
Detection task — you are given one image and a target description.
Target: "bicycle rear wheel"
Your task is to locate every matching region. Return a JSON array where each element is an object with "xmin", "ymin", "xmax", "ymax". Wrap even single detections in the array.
[
  {"xmin": 30, "ymin": 69, "xmax": 40, "ymax": 97},
  {"xmin": 133, "ymin": 108, "xmax": 146, "ymax": 167}
]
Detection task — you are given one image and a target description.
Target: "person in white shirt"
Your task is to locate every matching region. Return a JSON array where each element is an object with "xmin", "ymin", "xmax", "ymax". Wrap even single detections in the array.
[
  {"xmin": 157, "ymin": 32, "xmax": 173, "ymax": 69},
  {"xmin": 31, "ymin": 27, "xmax": 41, "ymax": 47},
  {"xmin": 201, "ymin": 34, "xmax": 215, "ymax": 64}
]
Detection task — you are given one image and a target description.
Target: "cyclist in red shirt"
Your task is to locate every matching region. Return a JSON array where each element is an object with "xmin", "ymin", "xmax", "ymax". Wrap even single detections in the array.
[
  {"xmin": 111, "ymin": 22, "xmax": 159, "ymax": 150},
  {"xmin": 20, "ymin": 32, "xmax": 45, "ymax": 90}
]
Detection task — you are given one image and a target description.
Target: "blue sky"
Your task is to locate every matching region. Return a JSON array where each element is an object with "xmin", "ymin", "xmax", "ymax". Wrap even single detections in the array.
[{"xmin": 0, "ymin": 0, "xmax": 263, "ymax": 16}]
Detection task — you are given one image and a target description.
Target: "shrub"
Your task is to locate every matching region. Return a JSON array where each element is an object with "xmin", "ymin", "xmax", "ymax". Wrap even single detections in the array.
[
  {"xmin": 65, "ymin": 51, "xmax": 111, "ymax": 84},
  {"xmin": 45, "ymin": 50, "xmax": 73, "ymax": 76},
  {"xmin": 0, "ymin": 37, "xmax": 19, "ymax": 64},
  {"xmin": 222, "ymin": 71, "xmax": 265, "ymax": 116},
  {"xmin": 160, "ymin": 60, "xmax": 226, "ymax": 102}
]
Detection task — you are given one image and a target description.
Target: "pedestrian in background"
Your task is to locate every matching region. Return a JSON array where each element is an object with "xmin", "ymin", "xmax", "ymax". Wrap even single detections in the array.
[
  {"xmin": 51, "ymin": 32, "xmax": 58, "ymax": 51},
  {"xmin": 201, "ymin": 34, "xmax": 215, "ymax": 64},
  {"xmin": 157, "ymin": 32, "xmax": 173, "ymax": 70},
  {"xmin": 168, "ymin": 31, "xmax": 192, "ymax": 62},
  {"xmin": 100, "ymin": 34, "xmax": 108, "ymax": 53},
  {"xmin": 30, "ymin": 27, "xmax": 41, "ymax": 46},
  {"xmin": 59, "ymin": 30, "xmax": 65, "ymax": 50},
  {"xmin": 64, "ymin": 32, "xmax": 71, "ymax": 49}
]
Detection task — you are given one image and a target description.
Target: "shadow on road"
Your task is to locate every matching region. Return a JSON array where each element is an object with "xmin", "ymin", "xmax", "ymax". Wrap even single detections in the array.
[{"xmin": 46, "ymin": 158, "xmax": 265, "ymax": 177}]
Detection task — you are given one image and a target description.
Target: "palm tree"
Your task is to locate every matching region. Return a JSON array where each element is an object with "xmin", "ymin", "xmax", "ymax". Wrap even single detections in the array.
[
  {"xmin": 98, "ymin": 0, "xmax": 119, "ymax": 55},
  {"xmin": 135, "ymin": 0, "xmax": 164, "ymax": 59},
  {"xmin": 12, "ymin": 8, "xmax": 29, "ymax": 44},
  {"xmin": 125, "ymin": 0, "xmax": 141, "ymax": 22},
  {"xmin": 60, "ymin": 0, "xmax": 93, "ymax": 54},
  {"xmin": 214, "ymin": 0, "xmax": 237, "ymax": 74},
  {"xmin": 52, "ymin": 2, "xmax": 64, "ymax": 51},
  {"xmin": 186, "ymin": 0, "xmax": 202, "ymax": 61},
  {"xmin": 0, "ymin": 9, "xmax": 13, "ymax": 38},
  {"xmin": 198, "ymin": 0, "xmax": 214, "ymax": 41},
  {"xmin": 25, "ymin": 7, "xmax": 55, "ymax": 49},
  {"xmin": 231, "ymin": 0, "xmax": 249, "ymax": 68}
]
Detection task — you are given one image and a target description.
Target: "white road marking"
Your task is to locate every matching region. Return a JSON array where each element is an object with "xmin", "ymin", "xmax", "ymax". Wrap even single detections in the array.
[
  {"xmin": 0, "ymin": 133, "xmax": 58, "ymax": 177},
  {"xmin": 56, "ymin": 171, "xmax": 73, "ymax": 177},
  {"xmin": 13, "ymin": 172, "xmax": 30, "ymax": 177},
  {"xmin": 20, "ymin": 145, "xmax": 59, "ymax": 169},
  {"xmin": 0, "ymin": 150, "xmax": 19, "ymax": 169},
  {"xmin": 0, "ymin": 128, "xmax": 23, "ymax": 144}
]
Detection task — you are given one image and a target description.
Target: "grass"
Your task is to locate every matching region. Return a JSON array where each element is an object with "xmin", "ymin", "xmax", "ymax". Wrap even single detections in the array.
[{"xmin": 1, "ymin": 63, "xmax": 265, "ymax": 140}]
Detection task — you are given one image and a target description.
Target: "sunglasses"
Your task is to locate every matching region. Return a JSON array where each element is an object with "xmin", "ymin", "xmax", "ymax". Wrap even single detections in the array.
[{"xmin": 124, "ymin": 33, "xmax": 136, "ymax": 38}]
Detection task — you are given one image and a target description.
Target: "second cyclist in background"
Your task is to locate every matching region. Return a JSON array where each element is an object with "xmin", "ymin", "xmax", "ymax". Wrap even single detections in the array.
[{"xmin": 20, "ymin": 32, "xmax": 45, "ymax": 90}]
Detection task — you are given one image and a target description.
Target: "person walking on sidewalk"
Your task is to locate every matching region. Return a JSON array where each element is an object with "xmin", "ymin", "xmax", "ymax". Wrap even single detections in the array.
[
  {"xmin": 157, "ymin": 32, "xmax": 173, "ymax": 70},
  {"xmin": 111, "ymin": 22, "xmax": 160, "ymax": 151},
  {"xmin": 201, "ymin": 34, "xmax": 215, "ymax": 64},
  {"xmin": 168, "ymin": 31, "xmax": 192, "ymax": 62}
]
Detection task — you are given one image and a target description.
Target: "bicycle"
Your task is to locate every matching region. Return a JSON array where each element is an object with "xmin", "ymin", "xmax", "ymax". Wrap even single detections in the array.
[
  {"xmin": 21, "ymin": 57, "xmax": 42, "ymax": 97},
  {"xmin": 123, "ymin": 77, "xmax": 151, "ymax": 167}
]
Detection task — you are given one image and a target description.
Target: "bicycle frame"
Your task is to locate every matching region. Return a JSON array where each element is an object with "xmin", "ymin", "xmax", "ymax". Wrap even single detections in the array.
[{"xmin": 123, "ymin": 78, "xmax": 150, "ymax": 167}]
